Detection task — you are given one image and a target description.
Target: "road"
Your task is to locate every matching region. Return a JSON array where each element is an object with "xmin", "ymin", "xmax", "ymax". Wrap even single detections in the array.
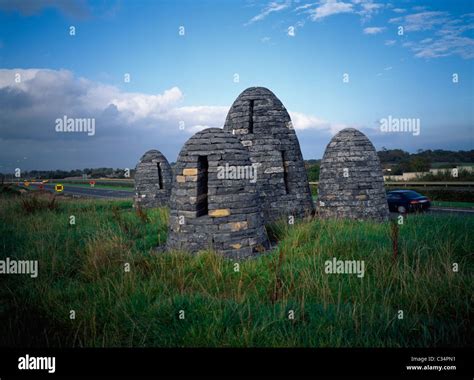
[
  {"xmin": 19, "ymin": 184, "xmax": 474, "ymax": 215},
  {"xmin": 28, "ymin": 183, "xmax": 134, "ymax": 199}
]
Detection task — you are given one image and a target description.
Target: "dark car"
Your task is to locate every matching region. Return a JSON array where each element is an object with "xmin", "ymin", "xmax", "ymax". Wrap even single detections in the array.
[{"xmin": 387, "ymin": 190, "xmax": 431, "ymax": 213}]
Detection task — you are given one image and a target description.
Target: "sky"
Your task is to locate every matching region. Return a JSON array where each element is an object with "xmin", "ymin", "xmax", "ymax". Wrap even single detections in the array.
[{"xmin": 0, "ymin": 0, "xmax": 473, "ymax": 171}]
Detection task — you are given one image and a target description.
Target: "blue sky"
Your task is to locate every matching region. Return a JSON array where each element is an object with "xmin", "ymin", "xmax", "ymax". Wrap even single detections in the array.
[{"xmin": 0, "ymin": 0, "xmax": 473, "ymax": 170}]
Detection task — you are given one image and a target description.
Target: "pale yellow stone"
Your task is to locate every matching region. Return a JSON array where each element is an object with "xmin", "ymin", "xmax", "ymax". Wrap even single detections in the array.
[
  {"xmin": 176, "ymin": 175, "xmax": 185, "ymax": 183},
  {"xmin": 183, "ymin": 168, "xmax": 198, "ymax": 176},
  {"xmin": 230, "ymin": 221, "xmax": 248, "ymax": 231},
  {"xmin": 230, "ymin": 243, "xmax": 242, "ymax": 249},
  {"xmin": 209, "ymin": 209, "xmax": 231, "ymax": 217}
]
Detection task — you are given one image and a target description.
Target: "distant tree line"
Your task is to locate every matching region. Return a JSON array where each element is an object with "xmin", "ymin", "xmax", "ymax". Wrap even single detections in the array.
[
  {"xmin": 378, "ymin": 148, "xmax": 474, "ymax": 175},
  {"xmin": 1, "ymin": 149, "xmax": 472, "ymax": 181},
  {"xmin": 377, "ymin": 148, "xmax": 474, "ymax": 165},
  {"xmin": 304, "ymin": 149, "xmax": 474, "ymax": 180},
  {"xmin": 0, "ymin": 168, "xmax": 135, "ymax": 180}
]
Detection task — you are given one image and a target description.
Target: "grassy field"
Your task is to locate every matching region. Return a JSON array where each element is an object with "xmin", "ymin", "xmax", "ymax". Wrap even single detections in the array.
[
  {"xmin": 0, "ymin": 193, "xmax": 472, "ymax": 348},
  {"xmin": 48, "ymin": 182, "xmax": 135, "ymax": 192},
  {"xmin": 47, "ymin": 179, "xmax": 135, "ymax": 192}
]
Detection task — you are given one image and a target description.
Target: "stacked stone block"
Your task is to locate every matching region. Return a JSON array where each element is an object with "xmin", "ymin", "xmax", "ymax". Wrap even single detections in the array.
[
  {"xmin": 134, "ymin": 149, "xmax": 172, "ymax": 209},
  {"xmin": 317, "ymin": 128, "xmax": 389, "ymax": 221},
  {"xmin": 223, "ymin": 87, "xmax": 314, "ymax": 222},
  {"xmin": 166, "ymin": 128, "xmax": 269, "ymax": 258}
]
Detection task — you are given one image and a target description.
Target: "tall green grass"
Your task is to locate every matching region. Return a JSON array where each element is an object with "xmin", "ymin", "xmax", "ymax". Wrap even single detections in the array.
[{"xmin": 0, "ymin": 194, "xmax": 472, "ymax": 347}]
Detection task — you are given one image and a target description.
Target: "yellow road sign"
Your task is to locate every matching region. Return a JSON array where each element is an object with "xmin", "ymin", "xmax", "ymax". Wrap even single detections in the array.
[{"xmin": 55, "ymin": 184, "xmax": 64, "ymax": 192}]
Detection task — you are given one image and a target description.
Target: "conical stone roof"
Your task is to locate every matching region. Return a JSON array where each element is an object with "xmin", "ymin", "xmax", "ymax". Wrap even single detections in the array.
[
  {"xmin": 317, "ymin": 128, "xmax": 389, "ymax": 221},
  {"xmin": 166, "ymin": 128, "xmax": 269, "ymax": 258},
  {"xmin": 134, "ymin": 149, "xmax": 172, "ymax": 208},
  {"xmin": 223, "ymin": 87, "xmax": 314, "ymax": 222}
]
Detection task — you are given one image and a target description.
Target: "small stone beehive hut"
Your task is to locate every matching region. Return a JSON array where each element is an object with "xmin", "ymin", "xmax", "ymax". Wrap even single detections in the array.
[
  {"xmin": 317, "ymin": 128, "xmax": 389, "ymax": 221},
  {"xmin": 166, "ymin": 128, "xmax": 269, "ymax": 258},
  {"xmin": 134, "ymin": 149, "xmax": 172, "ymax": 208},
  {"xmin": 223, "ymin": 87, "xmax": 314, "ymax": 222}
]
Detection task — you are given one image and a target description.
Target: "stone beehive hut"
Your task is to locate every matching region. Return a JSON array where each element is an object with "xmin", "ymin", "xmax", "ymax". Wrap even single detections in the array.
[
  {"xmin": 134, "ymin": 149, "xmax": 172, "ymax": 208},
  {"xmin": 166, "ymin": 128, "xmax": 269, "ymax": 258},
  {"xmin": 223, "ymin": 87, "xmax": 314, "ymax": 222},
  {"xmin": 317, "ymin": 128, "xmax": 389, "ymax": 221}
]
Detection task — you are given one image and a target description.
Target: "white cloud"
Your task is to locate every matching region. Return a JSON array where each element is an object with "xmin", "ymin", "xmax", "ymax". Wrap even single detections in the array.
[
  {"xmin": 0, "ymin": 69, "xmax": 229, "ymax": 141},
  {"xmin": 363, "ymin": 26, "xmax": 385, "ymax": 34},
  {"xmin": 392, "ymin": 8, "xmax": 406, "ymax": 14},
  {"xmin": 304, "ymin": 0, "xmax": 383, "ymax": 23},
  {"xmin": 390, "ymin": 11, "xmax": 474, "ymax": 59},
  {"xmin": 389, "ymin": 11, "xmax": 449, "ymax": 32},
  {"xmin": 354, "ymin": 0, "xmax": 384, "ymax": 21},
  {"xmin": 384, "ymin": 39, "xmax": 396, "ymax": 46},
  {"xmin": 0, "ymin": 69, "xmax": 235, "ymax": 169},
  {"xmin": 289, "ymin": 111, "xmax": 348, "ymax": 134},
  {"xmin": 411, "ymin": 35, "xmax": 474, "ymax": 59},
  {"xmin": 245, "ymin": 1, "xmax": 291, "ymax": 25},
  {"xmin": 309, "ymin": 0, "xmax": 353, "ymax": 21},
  {"xmin": 294, "ymin": 3, "xmax": 315, "ymax": 12},
  {"xmin": 168, "ymin": 105, "xmax": 229, "ymax": 131},
  {"xmin": 108, "ymin": 87, "xmax": 184, "ymax": 121},
  {"xmin": 0, "ymin": 69, "xmax": 343, "ymax": 138},
  {"xmin": 0, "ymin": 68, "xmax": 350, "ymax": 169},
  {"xmin": 0, "ymin": 68, "xmax": 42, "ymax": 88}
]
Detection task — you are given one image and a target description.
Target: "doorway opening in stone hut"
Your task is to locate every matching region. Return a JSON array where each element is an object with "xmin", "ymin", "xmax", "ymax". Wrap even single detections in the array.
[
  {"xmin": 281, "ymin": 150, "xmax": 290, "ymax": 194},
  {"xmin": 248, "ymin": 100, "xmax": 254, "ymax": 133},
  {"xmin": 157, "ymin": 163, "xmax": 163, "ymax": 189},
  {"xmin": 196, "ymin": 155, "xmax": 208, "ymax": 217}
]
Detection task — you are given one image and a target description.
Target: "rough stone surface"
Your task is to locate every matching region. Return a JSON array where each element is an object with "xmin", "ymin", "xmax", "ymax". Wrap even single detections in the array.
[
  {"xmin": 166, "ymin": 128, "xmax": 269, "ymax": 259},
  {"xmin": 223, "ymin": 87, "xmax": 314, "ymax": 222},
  {"xmin": 134, "ymin": 150, "xmax": 172, "ymax": 208},
  {"xmin": 317, "ymin": 128, "xmax": 389, "ymax": 221}
]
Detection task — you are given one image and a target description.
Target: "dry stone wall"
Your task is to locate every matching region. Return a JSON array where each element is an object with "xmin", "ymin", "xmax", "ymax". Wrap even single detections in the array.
[
  {"xmin": 223, "ymin": 87, "xmax": 314, "ymax": 222},
  {"xmin": 317, "ymin": 128, "xmax": 389, "ymax": 221},
  {"xmin": 166, "ymin": 128, "xmax": 269, "ymax": 258},
  {"xmin": 134, "ymin": 150, "xmax": 172, "ymax": 209}
]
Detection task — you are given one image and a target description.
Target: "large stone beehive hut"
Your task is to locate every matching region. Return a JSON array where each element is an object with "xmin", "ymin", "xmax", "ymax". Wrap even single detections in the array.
[
  {"xmin": 223, "ymin": 87, "xmax": 314, "ymax": 222},
  {"xmin": 166, "ymin": 128, "xmax": 269, "ymax": 258},
  {"xmin": 134, "ymin": 149, "xmax": 172, "ymax": 208},
  {"xmin": 317, "ymin": 128, "xmax": 389, "ymax": 221}
]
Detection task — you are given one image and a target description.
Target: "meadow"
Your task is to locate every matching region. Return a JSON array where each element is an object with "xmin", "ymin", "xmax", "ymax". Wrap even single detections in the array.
[{"xmin": 0, "ymin": 192, "xmax": 472, "ymax": 347}]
